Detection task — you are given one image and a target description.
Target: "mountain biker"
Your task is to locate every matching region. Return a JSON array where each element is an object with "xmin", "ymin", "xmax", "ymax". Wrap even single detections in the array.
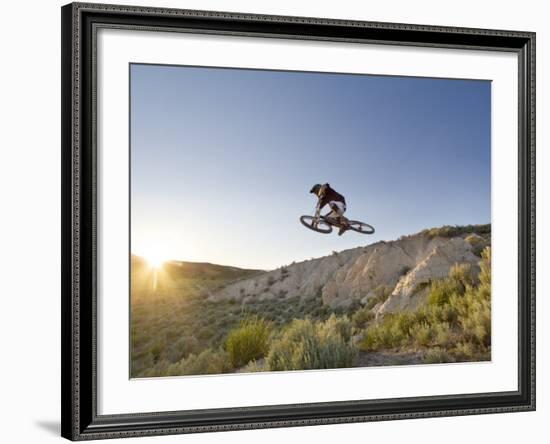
[{"xmin": 309, "ymin": 183, "xmax": 350, "ymax": 236}]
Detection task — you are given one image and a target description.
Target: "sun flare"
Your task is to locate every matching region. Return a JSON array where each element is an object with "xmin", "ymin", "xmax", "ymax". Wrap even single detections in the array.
[{"xmin": 141, "ymin": 249, "xmax": 169, "ymax": 270}]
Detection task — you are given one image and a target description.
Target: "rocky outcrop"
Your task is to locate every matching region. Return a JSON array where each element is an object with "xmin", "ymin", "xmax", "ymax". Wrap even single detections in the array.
[
  {"xmin": 208, "ymin": 226, "xmax": 490, "ymax": 316},
  {"xmin": 377, "ymin": 237, "xmax": 481, "ymax": 315}
]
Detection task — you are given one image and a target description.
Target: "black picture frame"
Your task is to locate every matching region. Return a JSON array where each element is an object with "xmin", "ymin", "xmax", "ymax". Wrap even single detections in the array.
[{"xmin": 61, "ymin": 2, "xmax": 536, "ymax": 440}]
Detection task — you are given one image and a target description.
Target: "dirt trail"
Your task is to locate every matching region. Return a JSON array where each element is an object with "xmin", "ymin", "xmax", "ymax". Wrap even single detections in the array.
[
  {"xmin": 356, "ymin": 351, "xmax": 425, "ymax": 367},
  {"xmin": 233, "ymin": 352, "xmax": 425, "ymax": 374}
]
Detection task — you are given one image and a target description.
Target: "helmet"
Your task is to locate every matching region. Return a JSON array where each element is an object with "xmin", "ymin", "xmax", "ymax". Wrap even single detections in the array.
[{"xmin": 310, "ymin": 184, "xmax": 322, "ymax": 195}]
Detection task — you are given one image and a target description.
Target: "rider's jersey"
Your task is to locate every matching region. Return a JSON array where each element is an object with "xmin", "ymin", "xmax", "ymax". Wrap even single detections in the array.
[{"xmin": 318, "ymin": 184, "xmax": 346, "ymax": 209}]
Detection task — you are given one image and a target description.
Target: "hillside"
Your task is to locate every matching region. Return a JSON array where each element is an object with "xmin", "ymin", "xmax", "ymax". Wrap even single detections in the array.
[
  {"xmin": 131, "ymin": 254, "xmax": 263, "ymax": 293},
  {"xmin": 131, "ymin": 224, "xmax": 491, "ymax": 377},
  {"xmin": 210, "ymin": 224, "xmax": 491, "ymax": 317}
]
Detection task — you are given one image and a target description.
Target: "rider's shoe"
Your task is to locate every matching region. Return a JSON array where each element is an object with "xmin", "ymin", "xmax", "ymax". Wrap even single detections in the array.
[
  {"xmin": 338, "ymin": 217, "xmax": 349, "ymax": 236},
  {"xmin": 338, "ymin": 226, "xmax": 347, "ymax": 236}
]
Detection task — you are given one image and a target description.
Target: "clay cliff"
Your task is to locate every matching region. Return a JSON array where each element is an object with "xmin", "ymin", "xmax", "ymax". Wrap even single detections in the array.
[{"xmin": 208, "ymin": 225, "xmax": 490, "ymax": 317}]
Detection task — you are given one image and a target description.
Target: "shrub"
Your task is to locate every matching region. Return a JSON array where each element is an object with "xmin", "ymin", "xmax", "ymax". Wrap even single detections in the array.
[
  {"xmin": 424, "ymin": 347, "xmax": 453, "ymax": 364},
  {"xmin": 359, "ymin": 323, "xmax": 395, "ymax": 351},
  {"xmin": 410, "ymin": 322, "xmax": 433, "ymax": 347},
  {"xmin": 428, "ymin": 278, "xmax": 461, "ymax": 307},
  {"xmin": 479, "ymin": 246, "xmax": 491, "ymax": 288},
  {"xmin": 148, "ymin": 336, "xmax": 167, "ymax": 362},
  {"xmin": 453, "ymin": 342, "xmax": 476, "ymax": 361},
  {"xmin": 266, "ymin": 319, "xmax": 316, "ymax": 371},
  {"xmin": 166, "ymin": 348, "xmax": 230, "ymax": 376},
  {"xmin": 319, "ymin": 314, "xmax": 353, "ymax": 342},
  {"xmin": 421, "ymin": 224, "xmax": 491, "ymax": 239},
  {"xmin": 465, "ymin": 234, "xmax": 487, "ymax": 256},
  {"xmin": 318, "ymin": 334, "xmax": 356, "ymax": 368},
  {"xmin": 165, "ymin": 335, "xmax": 200, "ymax": 363},
  {"xmin": 358, "ymin": 312, "xmax": 414, "ymax": 351},
  {"xmin": 393, "ymin": 312, "xmax": 417, "ymax": 333},
  {"xmin": 458, "ymin": 290, "xmax": 491, "ymax": 347},
  {"xmin": 360, "ymin": 248, "xmax": 491, "ymax": 360},
  {"xmin": 352, "ymin": 307, "xmax": 375, "ymax": 329},
  {"xmin": 266, "ymin": 318, "xmax": 356, "ymax": 371},
  {"xmin": 197, "ymin": 326, "xmax": 215, "ymax": 341},
  {"xmin": 225, "ymin": 317, "xmax": 272, "ymax": 368},
  {"xmin": 428, "ymin": 263, "xmax": 473, "ymax": 307},
  {"xmin": 241, "ymin": 359, "xmax": 267, "ymax": 373},
  {"xmin": 449, "ymin": 263, "xmax": 475, "ymax": 286},
  {"xmin": 364, "ymin": 286, "xmax": 392, "ymax": 310},
  {"xmin": 433, "ymin": 321, "xmax": 452, "ymax": 347}
]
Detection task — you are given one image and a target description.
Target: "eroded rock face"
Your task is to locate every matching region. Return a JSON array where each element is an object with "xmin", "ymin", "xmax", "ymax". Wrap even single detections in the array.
[
  {"xmin": 377, "ymin": 237, "xmax": 481, "ymax": 316},
  {"xmin": 208, "ymin": 247, "xmax": 366, "ymax": 303},
  {"xmin": 208, "ymin": 230, "xmax": 488, "ymax": 315}
]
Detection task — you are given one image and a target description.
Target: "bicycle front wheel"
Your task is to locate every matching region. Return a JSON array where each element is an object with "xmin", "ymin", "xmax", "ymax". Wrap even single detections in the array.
[{"xmin": 300, "ymin": 216, "xmax": 333, "ymax": 234}]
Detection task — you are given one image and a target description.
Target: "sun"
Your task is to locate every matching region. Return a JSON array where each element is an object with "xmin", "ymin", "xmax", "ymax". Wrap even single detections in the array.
[{"xmin": 142, "ymin": 249, "xmax": 169, "ymax": 270}]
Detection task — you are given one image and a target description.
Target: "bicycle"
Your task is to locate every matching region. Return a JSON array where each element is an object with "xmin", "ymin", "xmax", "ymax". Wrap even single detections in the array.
[{"xmin": 299, "ymin": 210, "xmax": 375, "ymax": 235}]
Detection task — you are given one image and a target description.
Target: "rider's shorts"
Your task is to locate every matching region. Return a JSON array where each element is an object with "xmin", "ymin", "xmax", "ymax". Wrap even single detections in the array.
[{"xmin": 326, "ymin": 201, "xmax": 346, "ymax": 218}]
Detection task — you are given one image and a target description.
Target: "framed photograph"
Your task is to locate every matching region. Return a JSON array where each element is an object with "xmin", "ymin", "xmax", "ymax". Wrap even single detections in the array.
[{"xmin": 61, "ymin": 2, "xmax": 536, "ymax": 440}]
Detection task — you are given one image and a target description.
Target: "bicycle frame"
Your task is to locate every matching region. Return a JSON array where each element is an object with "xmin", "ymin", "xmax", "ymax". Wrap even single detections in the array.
[{"xmin": 314, "ymin": 205, "xmax": 347, "ymax": 228}]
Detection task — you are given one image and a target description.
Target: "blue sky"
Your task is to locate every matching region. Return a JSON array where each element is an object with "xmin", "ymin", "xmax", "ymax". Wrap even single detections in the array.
[{"xmin": 130, "ymin": 63, "xmax": 491, "ymax": 270}]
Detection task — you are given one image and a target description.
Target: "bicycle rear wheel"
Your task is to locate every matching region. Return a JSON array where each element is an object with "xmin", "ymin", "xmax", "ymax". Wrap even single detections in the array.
[
  {"xmin": 347, "ymin": 220, "xmax": 375, "ymax": 234},
  {"xmin": 300, "ymin": 216, "xmax": 333, "ymax": 234}
]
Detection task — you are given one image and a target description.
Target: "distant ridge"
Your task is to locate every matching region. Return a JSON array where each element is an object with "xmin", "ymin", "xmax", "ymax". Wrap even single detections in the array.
[{"xmin": 131, "ymin": 255, "xmax": 263, "ymax": 291}]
